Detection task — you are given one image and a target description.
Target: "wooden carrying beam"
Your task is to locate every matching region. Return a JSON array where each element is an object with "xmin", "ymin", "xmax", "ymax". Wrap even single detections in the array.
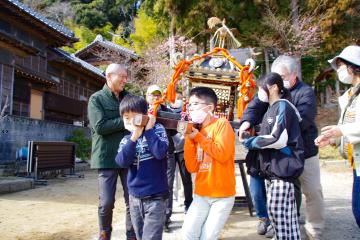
[{"xmin": 156, "ymin": 110, "xmax": 240, "ymax": 132}]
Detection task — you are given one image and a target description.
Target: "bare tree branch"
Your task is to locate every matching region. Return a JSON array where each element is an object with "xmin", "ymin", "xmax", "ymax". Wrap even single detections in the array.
[
  {"xmin": 43, "ymin": 2, "xmax": 75, "ymax": 24},
  {"xmin": 261, "ymin": 5, "xmax": 323, "ymax": 56},
  {"xmin": 84, "ymin": 36, "xmax": 194, "ymax": 94}
]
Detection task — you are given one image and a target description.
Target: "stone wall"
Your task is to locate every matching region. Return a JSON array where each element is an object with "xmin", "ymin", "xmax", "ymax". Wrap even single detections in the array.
[{"xmin": 0, "ymin": 115, "xmax": 90, "ymax": 164}]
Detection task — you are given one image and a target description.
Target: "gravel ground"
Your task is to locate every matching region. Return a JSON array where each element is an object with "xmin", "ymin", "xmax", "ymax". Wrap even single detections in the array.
[
  {"xmin": 0, "ymin": 162, "xmax": 359, "ymax": 240},
  {"xmin": 319, "ymin": 162, "xmax": 360, "ymax": 239}
]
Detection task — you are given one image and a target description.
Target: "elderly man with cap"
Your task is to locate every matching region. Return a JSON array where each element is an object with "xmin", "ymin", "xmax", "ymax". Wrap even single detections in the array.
[
  {"xmin": 146, "ymin": 84, "xmax": 177, "ymax": 232},
  {"xmin": 88, "ymin": 63, "xmax": 136, "ymax": 240},
  {"xmin": 315, "ymin": 45, "xmax": 360, "ymax": 228},
  {"xmin": 239, "ymin": 55, "xmax": 325, "ymax": 239}
]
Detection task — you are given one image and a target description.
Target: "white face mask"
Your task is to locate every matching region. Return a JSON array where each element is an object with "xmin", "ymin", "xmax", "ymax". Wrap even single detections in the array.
[
  {"xmin": 258, "ymin": 89, "xmax": 269, "ymax": 103},
  {"xmin": 189, "ymin": 106, "xmax": 209, "ymax": 124},
  {"xmin": 171, "ymin": 99, "xmax": 183, "ymax": 109},
  {"xmin": 283, "ymin": 80, "xmax": 291, "ymax": 89},
  {"xmin": 337, "ymin": 66, "xmax": 353, "ymax": 84},
  {"xmin": 124, "ymin": 123, "xmax": 136, "ymax": 132}
]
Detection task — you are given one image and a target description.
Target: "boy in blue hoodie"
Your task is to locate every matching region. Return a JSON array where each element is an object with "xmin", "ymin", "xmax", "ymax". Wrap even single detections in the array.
[{"xmin": 115, "ymin": 95, "xmax": 169, "ymax": 240}]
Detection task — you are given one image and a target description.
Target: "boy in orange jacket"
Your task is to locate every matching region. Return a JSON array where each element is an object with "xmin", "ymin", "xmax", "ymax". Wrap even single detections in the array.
[{"xmin": 181, "ymin": 87, "xmax": 236, "ymax": 240}]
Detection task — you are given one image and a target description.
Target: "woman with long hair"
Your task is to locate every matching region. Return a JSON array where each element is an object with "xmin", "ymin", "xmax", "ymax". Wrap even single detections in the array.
[{"xmin": 241, "ymin": 72, "xmax": 304, "ymax": 240}]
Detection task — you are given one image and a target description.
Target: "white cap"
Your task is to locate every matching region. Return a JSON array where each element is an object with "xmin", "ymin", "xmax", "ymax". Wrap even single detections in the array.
[
  {"xmin": 146, "ymin": 85, "xmax": 162, "ymax": 95},
  {"xmin": 328, "ymin": 45, "xmax": 360, "ymax": 70}
]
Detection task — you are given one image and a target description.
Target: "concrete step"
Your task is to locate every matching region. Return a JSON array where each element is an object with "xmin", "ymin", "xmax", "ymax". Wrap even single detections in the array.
[{"xmin": 0, "ymin": 177, "xmax": 34, "ymax": 194}]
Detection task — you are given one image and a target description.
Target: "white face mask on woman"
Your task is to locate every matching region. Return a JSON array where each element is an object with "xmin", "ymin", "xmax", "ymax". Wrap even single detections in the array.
[
  {"xmin": 337, "ymin": 65, "xmax": 353, "ymax": 84},
  {"xmin": 257, "ymin": 88, "xmax": 269, "ymax": 103},
  {"xmin": 189, "ymin": 106, "xmax": 209, "ymax": 124}
]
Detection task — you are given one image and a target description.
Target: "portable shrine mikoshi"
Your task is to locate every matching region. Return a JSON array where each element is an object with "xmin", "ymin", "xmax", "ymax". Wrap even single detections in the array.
[{"xmin": 148, "ymin": 18, "xmax": 258, "ymax": 133}]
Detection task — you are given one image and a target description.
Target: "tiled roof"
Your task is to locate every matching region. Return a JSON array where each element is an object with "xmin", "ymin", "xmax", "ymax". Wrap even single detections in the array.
[
  {"xmin": 75, "ymin": 35, "xmax": 138, "ymax": 59},
  {"xmin": 52, "ymin": 48, "xmax": 105, "ymax": 79},
  {"xmin": 229, "ymin": 48, "xmax": 253, "ymax": 65},
  {"xmin": 5, "ymin": 0, "xmax": 75, "ymax": 39}
]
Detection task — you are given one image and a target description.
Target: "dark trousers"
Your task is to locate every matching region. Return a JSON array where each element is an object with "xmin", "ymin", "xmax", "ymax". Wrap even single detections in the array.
[
  {"xmin": 130, "ymin": 195, "xmax": 166, "ymax": 240},
  {"xmin": 165, "ymin": 152, "xmax": 193, "ymax": 221},
  {"xmin": 353, "ymin": 170, "xmax": 360, "ymax": 228},
  {"xmin": 175, "ymin": 151, "xmax": 193, "ymax": 210},
  {"xmin": 293, "ymin": 178, "xmax": 302, "ymax": 216},
  {"xmin": 250, "ymin": 175, "xmax": 268, "ymax": 218},
  {"xmin": 98, "ymin": 168, "xmax": 135, "ymax": 238}
]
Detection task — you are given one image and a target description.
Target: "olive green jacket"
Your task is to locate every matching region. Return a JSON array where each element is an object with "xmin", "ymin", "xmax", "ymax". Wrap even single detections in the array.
[{"xmin": 88, "ymin": 84, "xmax": 128, "ymax": 169}]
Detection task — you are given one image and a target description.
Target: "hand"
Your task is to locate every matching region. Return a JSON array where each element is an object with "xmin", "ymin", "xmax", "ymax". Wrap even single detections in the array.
[
  {"xmin": 130, "ymin": 126, "xmax": 144, "ymax": 142},
  {"xmin": 145, "ymin": 114, "xmax": 156, "ymax": 131},
  {"xmin": 186, "ymin": 127, "xmax": 199, "ymax": 140},
  {"xmin": 239, "ymin": 121, "xmax": 251, "ymax": 132},
  {"xmin": 314, "ymin": 135, "xmax": 330, "ymax": 148},
  {"xmin": 242, "ymin": 137, "xmax": 254, "ymax": 149},
  {"xmin": 321, "ymin": 125, "xmax": 343, "ymax": 139},
  {"xmin": 238, "ymin": 121, "xmax": 251, "ymax": 141}
]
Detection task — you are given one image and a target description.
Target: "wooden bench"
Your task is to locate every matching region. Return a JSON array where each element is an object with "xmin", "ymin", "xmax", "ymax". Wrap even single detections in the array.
[{"xmin": 27, "ymin": 141, "xmax": 77, "ymax": 181}]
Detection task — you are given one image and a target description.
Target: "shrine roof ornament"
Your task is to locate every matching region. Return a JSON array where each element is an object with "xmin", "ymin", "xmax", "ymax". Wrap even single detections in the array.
[{"xmin": 208, "ymin": 17, "xmax": 242, "ymax": 50}]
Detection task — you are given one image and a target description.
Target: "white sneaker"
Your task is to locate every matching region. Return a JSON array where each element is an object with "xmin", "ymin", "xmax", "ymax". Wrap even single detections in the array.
[{"xmin": 265, "ymin": 224, "xmax": 275, "ymax": 238}]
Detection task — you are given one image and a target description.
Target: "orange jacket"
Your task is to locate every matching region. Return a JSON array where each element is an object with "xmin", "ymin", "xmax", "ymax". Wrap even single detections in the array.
[{"xmin": 184, "ymin": 117, "xmax": 236, "ymax": 197}]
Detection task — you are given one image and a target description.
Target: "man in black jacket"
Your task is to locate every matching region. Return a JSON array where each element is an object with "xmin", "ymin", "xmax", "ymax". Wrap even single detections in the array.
[{"xmin": 239, "ymin": 55, "xmax": 325, "ymax": 240}]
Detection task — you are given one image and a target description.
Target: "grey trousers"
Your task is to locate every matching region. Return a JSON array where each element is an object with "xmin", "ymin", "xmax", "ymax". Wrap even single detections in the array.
[
  {"xmin": 166, "ymin": 152, "xmax": 193, "ymax": 221},
  {"xmin": 129, "ymin": 194, "xmax": 167, "ymax": 240},
  {"xmin": 165, "ymin": 153, "xmax": 176, "ymax": 221},
  {"xmin": 299, "ymin": 155, "xmax": 325, "ymax": 238}
]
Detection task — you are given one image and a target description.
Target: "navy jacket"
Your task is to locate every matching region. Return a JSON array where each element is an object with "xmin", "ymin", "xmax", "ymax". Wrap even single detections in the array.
[
  {"xmin": 243, "ymin": 100, "xmax": 304, "ymax": 182},
  {"xmin": 115, "ymin": 123, "xmax": 169, "ymax": 198},
  {"xmin": 241, "ymin": 80, "xmax": 318, "ymax": 159}
]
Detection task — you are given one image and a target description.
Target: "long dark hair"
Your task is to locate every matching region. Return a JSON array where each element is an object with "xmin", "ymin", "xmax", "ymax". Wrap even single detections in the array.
[{"xmin": 257, "ymin": 72, "xmax": 292, "ymax": 101}]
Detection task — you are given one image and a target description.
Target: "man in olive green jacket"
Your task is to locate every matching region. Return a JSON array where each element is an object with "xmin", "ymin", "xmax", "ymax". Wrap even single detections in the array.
[{"xmin": 88, "ymin": 64, "xmax": 135, "ymax": 240}]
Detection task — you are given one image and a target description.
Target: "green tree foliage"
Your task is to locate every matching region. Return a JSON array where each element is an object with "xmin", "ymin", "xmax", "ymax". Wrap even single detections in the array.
[
  {"xmin": 130, "ymin": 8, "xmax": 160, "ymax": 53},
  {"xmin": 73, "ymin": 0, "xmax": 138, "ymax": 35},
  {"xmin": 142, "ymin": 0, "xmax": 266, "ymax": 52},
  {"xmin": 26, "ymin": 0, "xmax": 359, "ymax": 90},
  {"xmin": 74, "ymin": 3, "xmax": 108, "ymax": 29},
  {"xmin": 307, "ymin": 0, "xmax": 359, "ymax": 53},
  {"xmin": 66, "ymin": 129, "xmax": 92, "ymax": 161},
  {"xmin": 62, "ymin": 22, "xmax": 96, "ymax": 53},
  {"xmin": 62, "ymin": 21, "xmax": 120, "ymax": 53},
  {"xmin": 112, "ymin": 24, "xmax": 132, "ymax": 49}
]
